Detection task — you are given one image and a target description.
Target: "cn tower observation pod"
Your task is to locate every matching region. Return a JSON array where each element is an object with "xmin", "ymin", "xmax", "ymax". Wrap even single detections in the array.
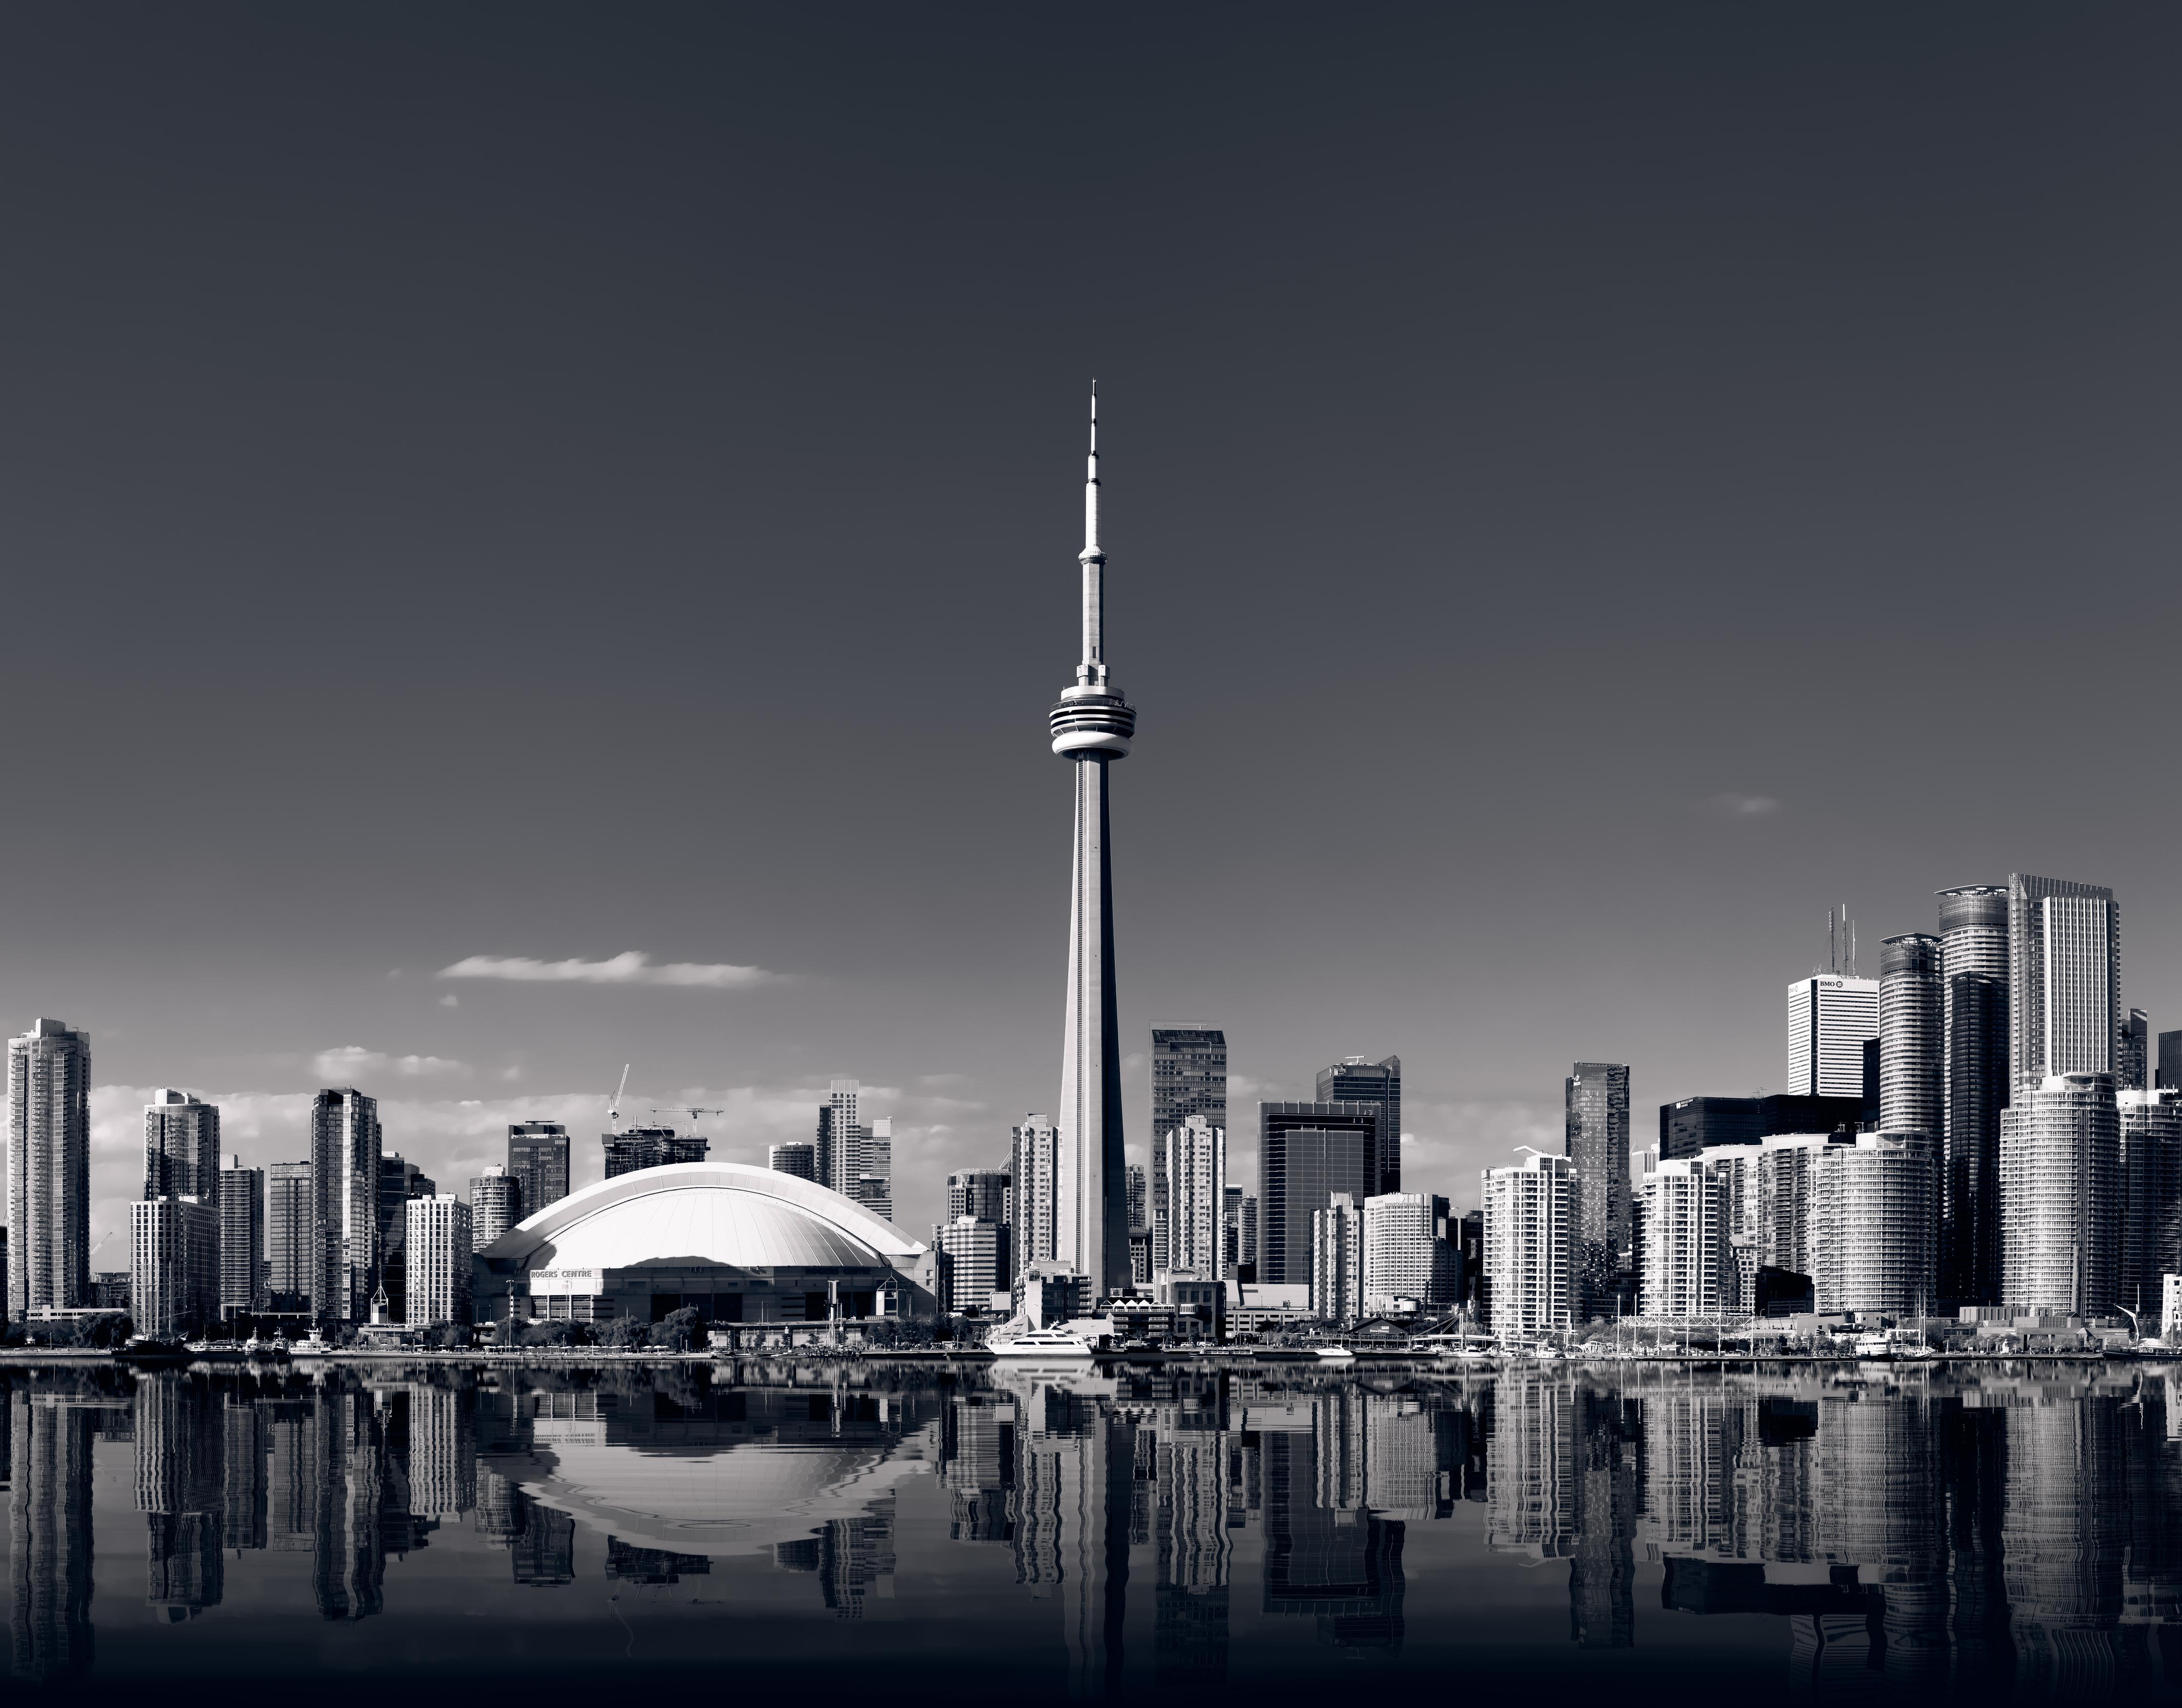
[{"xmin": 473, "ymin": 1161, "xmax": 935, "ymax": 1325}]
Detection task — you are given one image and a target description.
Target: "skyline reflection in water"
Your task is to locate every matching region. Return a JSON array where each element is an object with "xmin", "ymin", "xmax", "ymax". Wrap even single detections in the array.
[{"xmin": 4, "ymin": 1363, "xmax": 2182, "ymax": 1700}]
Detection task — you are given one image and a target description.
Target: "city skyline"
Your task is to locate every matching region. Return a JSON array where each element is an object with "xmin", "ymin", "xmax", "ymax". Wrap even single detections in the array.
[{"xmin": 9, "ymin": 9, "xmax": 2182, "ymax": 1253}]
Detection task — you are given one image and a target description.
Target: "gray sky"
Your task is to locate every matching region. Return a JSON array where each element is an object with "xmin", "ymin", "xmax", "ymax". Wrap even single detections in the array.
[{"xmin": 5, "ymin": 5, "xmax": 2180, "ymax": 1248}]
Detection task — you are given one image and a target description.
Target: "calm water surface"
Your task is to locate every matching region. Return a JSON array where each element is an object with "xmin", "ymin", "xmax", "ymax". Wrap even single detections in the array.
[{"xmin": 5, "ymin": 1359, "xmax": 2179, "ymax": 1702}]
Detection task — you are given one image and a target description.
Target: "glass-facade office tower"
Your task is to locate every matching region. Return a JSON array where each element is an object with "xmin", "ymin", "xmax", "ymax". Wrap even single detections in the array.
[
  {"xmin": 2008, "ymin": 873, "xmax": 2119, "ymax": 1098},
  {"xmin": 265, "ymin": 1162, "xmax": 313, "ymax": 1310},
  {"xmin": 8, "ymin": 1019, "xmax": 92, "ymax": 1319},
  {"xmin": 144, "ymin": 1090, "xmax": 222, "ymax": 1202},
  {"xmin": 1152, "ymin": 1027, "xmax": 1227, "ymax": 1144},
  {"xmin": 218, "ymin": 1156, "xmax": 264, "ymax": 1317},
  {"xmin": 2000, "ymin": 1071, "xmax": 2120, "ymax": 1316},
  {"xmin": 1879, "ymin": 935, "xmax": 1944, "ymax": 1138},
  {"xmin": 603, "ymin": 1128, "xmax": 707, "ymax": 1176},
  {"xmin": 310, "ymin": 1088, "xmax": 381, "ymax": 1324},
  {"xmin": 1658, "ymin": 1097, "xmax": 1762, "ymax": 1161},
  {"xmin": 1317, "ymin": 1056, "xmax": 1401, "ymax": 1197},
  {"xmin": 1939, "ymin": 884, "xmax": 2009, "ymax": 1306},
  {"xmin": 948, "ymin": 1169, "xmax": 1011, "ymax": 1223},
  {"xmin": 1563, "ymin": 1063, "xmax": 1631, "ymax": 1319},
  {"xmin": 2161, "ymin": 1030, "xmax": 2182, "ymax": 1091},
  {"xmin": 2118, "ymin": 1089, "xmax": 2182, "ymax": 1317},
  {"xmin": 1049, "ymin": 394, "xmax": 1136, "ymax": 1298},
  {"xmin": 507, "ymin": 1122, "xmax": 569, "ymax": 1216},
  {"xmin": 1786, "ymin": 978, "xmax": 1879, "ymax": 1097},
  {"xmin": 1258, "ymin": 1103, "xmax": 1376, "ymax": 1285},
  {"xmin": 376, "ymin": 1155, "xmax": 432, "ymax": 1323},
  {"xmin": 2120, "ymin": 1008, "xmax": 2150, "ymax": 1095}
]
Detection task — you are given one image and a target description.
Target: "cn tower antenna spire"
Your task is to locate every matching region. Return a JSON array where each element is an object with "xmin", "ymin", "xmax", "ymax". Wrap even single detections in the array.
[{"xmin": 1079, "ymin": 383, "xmax": 1104, "ymax": 683}]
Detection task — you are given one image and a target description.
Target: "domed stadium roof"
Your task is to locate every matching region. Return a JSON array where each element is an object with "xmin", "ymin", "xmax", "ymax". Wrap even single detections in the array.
[{"xmin": 480, "ymin": 1162, "xmax": 923, "ymax": 1273}]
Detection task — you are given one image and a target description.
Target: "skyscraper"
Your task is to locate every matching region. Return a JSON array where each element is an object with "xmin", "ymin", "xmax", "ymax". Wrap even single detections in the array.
[
  {"xmin": 817, "ymin": 1080, "xmax": 861, "ymax": 1194},
  {"xmin": 1785, "ymin": 977, "xmax": 1879, "ymax": 1097},
  {"xmin": 1634, "ymin": 1161, "xmax": 1723, "ymax": 1319},
  {"xmin": 2000, "ymin": 1072, "xmax": 2120, "ymax": 1316},
  {"xmin": 1152, "ymin": 1027, "xmax": 1227, "ymax": 1145},
  {"xmin": 854, "ymin": 1116, "xmax": 893, "ymax": 1222},
  {"xmin": 602, "ymin": 1128, "xmax": 707, "ymax": 1176},
  {"xmin": 404, "ymin": 1195, "xmax": 472, "ymax": 1326},
  {"xmin": 1361, "ymin": 1192, "xmax": 1459, "ymax": 1310},
  {"xmin": 1809, "ymin": 1133, "xmax": 1936, "ymax": 1315},
  {"xmin": 1939, "ymin": 884, "xmax": 2009, "ymax": 1306},
  {"xmin": 1126, "ymin": 1163, "xmax": 1147, "ymax": 1234},
  {"xmin": 1878, "ymin": 934, "xmax": 1943, "ymax": 1138},
  {"xmin": 2161, "ymin": 1030, "xmax": 2182, "ymax": 1091},
  {"xmin": 2120, "ymin": 1007, "xmax": 2150, "ymax": 1095},
  {"xmin": 1154, "ymin": 1115, "xmax": 1226, "ymax": 1280},
  {"xmin": 1480, "ymin": 1151, "xmax": 1573, "ymax": 1337},
  {"xmin": 507, "ymin": 1122, "xmax": 570, "ymax": 1216},
  {"xmin": 310, "ymin": 1088, "xmax": 381, "ymax": 1324},
  {"xmin": 266, "ymin": 1161, "xmax": 313, "ymax": 1311},
  {"xmin": 8, "ymin": 1019, "xmax": 92, "ymax": 1319},
  {"xmin": 1258, "ymin": 1103, "xmax": 1378, "ymax": 1285},
  {"xmin": 218, "ymin": 1155, "xmax": 264, "ymax": 1318},
  {"xmin": 2119, "ymin": 1088, "xmax": 2182, "ymax": 1318},
  {"xmin": 469, "ymin": 1165, "xmax": 522, "ymax": 1249},
  {"xmin": 768, "ymin": 1142, "xmax": 817, "ymax": 1181},
  {"xmin": 130, "ymin": 1195, "xmax": 219, "ymax": 1338},
  {"xmin": 1311, "ymin": 1194, "xmax": 1362, "ymax": 1324},
  {"xmin": 2008, "ymin": 873, "xmax": 2120, "ymax": 1097},
  {"xmin": 1050, "ymin": 391, "xmax": 1136, "ymax": 1297},
  {"xmin": 1010, "ymin": 1114, "xmax": 1059, "ymax": 1268},
  {"xmin": 1317, "ymin": 1056, "xmax": 1401, "ymax": 1196},
  {"xmin": 376, "ymin": 1154, "xmax": 432, "ymax": 1324},
  {"xmin": 1563, "ymin": 1063, "xmax": 1631, "ymax": 1319},
  {"xmin": 144, "ymin": 1090, "xmax": 221, "ymax": 1202},
  {"xmin": 949, "ymin": 1169, "xmax": 1011, "ymax": 1224}
]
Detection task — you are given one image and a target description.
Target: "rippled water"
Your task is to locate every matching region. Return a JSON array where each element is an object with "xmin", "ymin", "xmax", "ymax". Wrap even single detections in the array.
[{"xmin": 5, "ymin": 1359, "xmax": 2179, "ymax": 1702}]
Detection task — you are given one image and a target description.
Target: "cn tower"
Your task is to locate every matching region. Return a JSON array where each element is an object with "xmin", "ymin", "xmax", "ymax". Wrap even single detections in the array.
[{"xmin": 1049, "ymin": 388, "xmax": 1135, "ymax": 1298}]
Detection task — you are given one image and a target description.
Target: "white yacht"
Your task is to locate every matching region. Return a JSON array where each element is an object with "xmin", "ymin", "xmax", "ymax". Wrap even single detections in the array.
[
  {"xmin": 990, "ymin": 1327, "xmax": 1095, "ymax": 1358},
  {"xmin": 1309, "ymin": 1345, "xmax": 1356, "ymax": 1361}
]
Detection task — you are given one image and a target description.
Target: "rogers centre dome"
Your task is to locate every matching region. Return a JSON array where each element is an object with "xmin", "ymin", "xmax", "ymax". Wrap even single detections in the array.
[{"xmin": 472, "ymin": 1162, "xmax": 934, "ymax": 1326}]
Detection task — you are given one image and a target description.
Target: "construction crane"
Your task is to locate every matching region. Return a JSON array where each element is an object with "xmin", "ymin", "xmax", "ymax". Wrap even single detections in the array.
[
  {"xmin": 651, "ymin": 1105, "xmax": 727, "ymax": 1128},
  {"xmin": 606, "ymin": 1064, "xmax": 631, "ymax": 1128}
]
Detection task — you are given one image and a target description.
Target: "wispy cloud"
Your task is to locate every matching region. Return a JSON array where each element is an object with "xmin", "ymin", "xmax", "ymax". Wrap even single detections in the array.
[
  {"xmin": 438, "ymin": 951, "xmax": 776, "ymax": 989},
  {"xmin": 312, "ymin": 1046, "xmax": 468, "ymax": 1081},
  {"xmin": 1707, "ymin": 791, "xmax": 1782, "ymax": 819}
]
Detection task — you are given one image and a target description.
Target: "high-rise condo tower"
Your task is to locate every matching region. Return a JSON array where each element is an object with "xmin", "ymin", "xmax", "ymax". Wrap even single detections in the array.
[{"xmin": 1050, "ymin": 390, "xmax": 1136, "ymax": 1297}]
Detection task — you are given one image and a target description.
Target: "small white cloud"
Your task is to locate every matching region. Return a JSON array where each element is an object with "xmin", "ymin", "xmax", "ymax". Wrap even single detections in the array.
[
  {"xmin": 312, "ymin": 1046, "xmax": 467, "ymax": 1082},
  {"xmin": 438, "ymin": 951, "xmax": 775, "ymax": 990},
  {"xmin": 439, "ymin": 993, "xmax": 460, "ymax": 1008},
  {"xmin": 1708, "ymin": 792, "xmax": 1782, "ymax": 819}
]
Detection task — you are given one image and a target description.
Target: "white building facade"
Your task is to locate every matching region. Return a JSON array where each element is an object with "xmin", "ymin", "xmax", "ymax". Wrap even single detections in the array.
[
  {"xmin": 1636, "ymin": 1160, "xmax": 1724, "ymax": 1319},
  {"xmin": 1810, "ymin": 1132, "xmax": 1935, "ymax": 1315},
  {"xmin": 1361, "ymin": 1191, "xmax": 1459, "ymax": 1312},
  {"xmin": 405, "ymin": 1194, "xmax": 472, "ymax": 1327},
  {"xmin": 1786, "ymin": 976, "xmax": 1879, "ymax": 1098},
  {"xmin": 1311, "ymin": 1193, "xmax": 1361, "ymax": 1324},
  {"xmin": 2000, "ymin": 1072, "xmax": 2120, "ymax": 1316},
  {"xmin": 1480, "ymin": 1152, "xmax": 1573, "ymax": 1338},
  {"xmin": 1154, "ymin": 1115, "xmax": 1226, "ymax": 1280},
  {"xmin": 131, "ymin": 1194, "xmax": 219, "ymax": 1337}
]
